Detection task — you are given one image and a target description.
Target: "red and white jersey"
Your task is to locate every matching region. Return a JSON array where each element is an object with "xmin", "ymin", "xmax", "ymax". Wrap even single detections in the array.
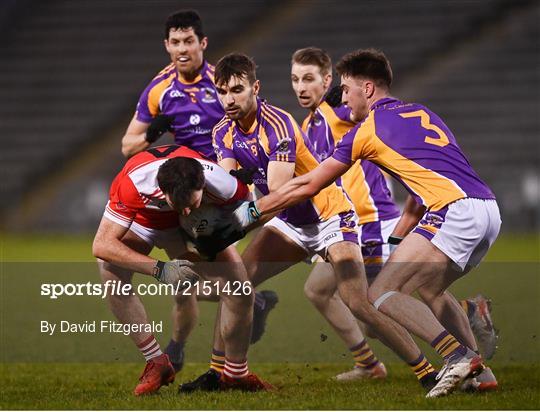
[{"xmin": 104, "ymin": 145, "xmax": 249, "ymax": 230}]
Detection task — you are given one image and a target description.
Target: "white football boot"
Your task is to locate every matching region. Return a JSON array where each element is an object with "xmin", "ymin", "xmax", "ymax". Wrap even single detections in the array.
[
  {"xmin": 335, "ymin": 362, "xmax": 387, "ymax": 381},
  {"xmin": 426, "ymin": 350, "xmax": 483, "ymax": 398}
]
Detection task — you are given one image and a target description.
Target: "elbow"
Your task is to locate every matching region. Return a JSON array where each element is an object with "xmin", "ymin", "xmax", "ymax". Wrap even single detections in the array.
[
  {"xmin": 121, "ymin": 142, "xmax": 134, "ymax": 159},
  {"xmin": 92, "ymin": 238, "xmax": 107, "ymax": 261},
  {"xmin": 121, "ymin": 147, "xmax": 130, "ymax": 159},
  {"xmin": 121, "ymin": 135, "xmax": 140, "ymax": 159}
]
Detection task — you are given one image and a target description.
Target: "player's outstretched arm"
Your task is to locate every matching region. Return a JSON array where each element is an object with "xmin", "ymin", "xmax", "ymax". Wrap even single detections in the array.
[
  {"xmin": 223, "ymin": 158, "xmax": 349, "ymax": 236},
  {"xmin": 257, "ymin": 157, "xmax": 349, "ymax": 216}
]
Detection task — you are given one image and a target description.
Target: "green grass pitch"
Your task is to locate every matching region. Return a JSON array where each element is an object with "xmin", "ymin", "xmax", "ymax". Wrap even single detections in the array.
[{"xmin": 1, "ymin": 233, "xmax": 539, "ymax": 409}]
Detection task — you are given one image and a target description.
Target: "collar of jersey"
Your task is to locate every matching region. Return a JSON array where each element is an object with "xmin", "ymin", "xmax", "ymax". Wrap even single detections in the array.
[
  {"xmin": 176, "ymin": 61, "xmax": 207, "ymax": 85},
  {"xmin": 371, "ymin": 96, "xmax": 400, "ymax": 110}
]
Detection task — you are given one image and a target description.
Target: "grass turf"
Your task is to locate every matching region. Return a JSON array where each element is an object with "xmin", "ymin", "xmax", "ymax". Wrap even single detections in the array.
[
  {"xmin": 1, "ymin": 362, "xmax": 539, "ymax": 409},
  {"xmin": 0, "ymin": 233, "xmax": 539, "ymax": 409}
]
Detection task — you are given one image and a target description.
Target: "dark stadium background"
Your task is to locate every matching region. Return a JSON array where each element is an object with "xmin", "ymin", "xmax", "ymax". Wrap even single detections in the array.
[{"xmin": 0, "ymin": 0, "xmax": 538, "ymax": 233}]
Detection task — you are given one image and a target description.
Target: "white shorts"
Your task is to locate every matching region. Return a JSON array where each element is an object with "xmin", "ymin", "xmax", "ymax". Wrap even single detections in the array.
[
  {"xmin": 412, "ymin": 198, "xmax": 501, "ymax": 271},
  {"xmin": 128, "ymin": 221, "xmax": 188, "ymax": 259},
  {"xmin": 264, "ymin": 212, "xmax": 358, "ymax": 260},
  {"xmin": 358, "ymin": 217, "xmax": 399, "ymax": 277}
]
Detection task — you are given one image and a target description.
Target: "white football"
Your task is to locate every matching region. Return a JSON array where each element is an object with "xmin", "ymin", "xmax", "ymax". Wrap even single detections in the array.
[{"xmin": 179, "ymin": 204, "xmax": 225, "ymax": 239}]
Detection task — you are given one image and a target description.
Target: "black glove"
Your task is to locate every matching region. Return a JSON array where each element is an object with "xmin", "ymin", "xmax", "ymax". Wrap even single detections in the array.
[
  {"xmin": 230, "ymin": 167, "xmax": 258, "ymax": 185},
  {"xmin": 192, "ymin": 227, "xmax": 247, "ymax": 261},
  {"xmin": 146, "ymin": 114, "xmax": 174, "ymax": 143},
  {"xmin": 324, "ymin": 85, "xmax": 343, "ymax": 108}
]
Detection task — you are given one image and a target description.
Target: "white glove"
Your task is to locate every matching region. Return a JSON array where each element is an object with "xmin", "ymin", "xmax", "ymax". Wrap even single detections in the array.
[
  {"xmin": 230, "ymin": 201, "xmax": 262, "ymax": 232},
  {"xmin": 153, "ymin": 259, "xmax": 199, "ymax": 289}
]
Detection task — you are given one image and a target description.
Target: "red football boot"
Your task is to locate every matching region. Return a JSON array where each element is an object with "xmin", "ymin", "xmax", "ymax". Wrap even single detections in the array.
[
  {"xmin": 220, "ymin": 372, "xmax": 274, "ymax": 392},
  {"xmin": 134, "ymin": 354, "xmax": 175, "ymax": 396}
]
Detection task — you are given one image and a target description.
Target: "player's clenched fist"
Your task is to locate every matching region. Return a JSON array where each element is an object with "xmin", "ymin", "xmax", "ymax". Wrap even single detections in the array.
[
  {"xmin": 145, "ymin": 114, "xmax": 174, "ymax": 143},
  {"xmin": 230, "ymin": 201, "xmax": 262, "ymax": 232},
  {"xmin": 153, "ymin": 259, "xmax": 199, "ymax": 288}
]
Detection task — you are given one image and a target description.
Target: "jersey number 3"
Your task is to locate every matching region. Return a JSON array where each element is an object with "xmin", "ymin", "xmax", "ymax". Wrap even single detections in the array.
[{"xmin": 399, "ymin": 110, "xmax": 449, "ymax": 147}]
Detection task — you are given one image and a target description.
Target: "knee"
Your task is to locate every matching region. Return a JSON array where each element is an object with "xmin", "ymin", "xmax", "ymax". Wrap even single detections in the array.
[
  {"xmin": 303, "ymin": 280, "xmax": 332, "ymax": 305},
  {"xmin": 417, "ymin": 285, "xmax": 444, "ymax": 307},
  {"xmin": 367, "ymin": 284, "xmax": 385, "ymax": 307},
  {"xmin": 244, "ymin": 261, "xmax": 261, "ymax": 286}
]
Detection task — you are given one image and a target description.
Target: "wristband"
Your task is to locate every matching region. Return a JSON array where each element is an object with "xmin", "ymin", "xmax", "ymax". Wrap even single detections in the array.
[
  {"xmin": 248, "ymin": 201, "xmax": 262, "ymax": 221},
  {"xmin": 387, "ymin": 235, "xmax": 403, "ymax": 245}
]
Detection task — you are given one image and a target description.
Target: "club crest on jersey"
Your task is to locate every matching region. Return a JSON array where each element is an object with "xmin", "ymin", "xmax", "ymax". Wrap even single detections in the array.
[
  {"xmin": 189, "ymin": 114, "xmax": 201, "ymax": 125},
  {"xmin": 202, "ymin": 87, "xmax": 217, "ymax": 103},
  {"xmin": 116, "ymin": 201, "xmax": 128, "ymax": 211},
  {"xmin": 276, "ymin": 137, "xmax": 292, "ymax": 155}
]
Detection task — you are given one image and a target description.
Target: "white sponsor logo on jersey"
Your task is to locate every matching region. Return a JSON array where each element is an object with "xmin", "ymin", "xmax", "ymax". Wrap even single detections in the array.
[
  {"xmin": 190, "ymin": 114, "xmax": 201, "ymax": 125},
  {"xmin": 234, "ymin": 140, "xmax": 249, "ymax": 149},
  {"xmin": 170, "ymin": 90, "xmax": 185, "ymax": 98}
]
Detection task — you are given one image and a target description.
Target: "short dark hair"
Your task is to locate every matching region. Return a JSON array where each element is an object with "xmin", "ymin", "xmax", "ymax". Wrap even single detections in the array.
[
  {"xmin": 336, "ymin": 49, "xmax": 393, "ymax": 89},
  {"xmin": 291, "ymin": 47, "xmax": 332, "ymax": 76},
  {"xmin": 215, "ymin": 53, "xmax": 257, "ymax": 86},
  {"xmin": 157, "ymin": 157, "xmax": 205, "ymax": 210},
  {"xmin": 165, "ymin": 10, "xmax": 204, "ymax": 40}
]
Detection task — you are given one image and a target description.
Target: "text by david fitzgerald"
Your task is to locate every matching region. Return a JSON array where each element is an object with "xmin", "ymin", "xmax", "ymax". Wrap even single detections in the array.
[{"xmin": 40, "ymin": 320, "xmax": 162, "ymax": 336}]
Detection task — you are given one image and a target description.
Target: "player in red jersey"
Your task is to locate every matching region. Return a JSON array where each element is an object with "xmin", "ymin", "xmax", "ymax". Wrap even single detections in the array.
[{"xmin": 93, "ymin": 144, "xmax": 270, "ymax": 395}]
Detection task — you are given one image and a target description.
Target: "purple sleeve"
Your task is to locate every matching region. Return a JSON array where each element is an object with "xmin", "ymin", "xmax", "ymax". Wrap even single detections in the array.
[
  {"xmin": 332, "ymin": 126, "xmax": 356, "ymax": 166},
  {"xmin": 134, "ymin": 84, "xmax": 155, "ymax": 124},
  {"xmin": 334, "ymin": 105, "xmax": 353, "ymax": 123},
  {"xmin": 266, "ymin": 117, "xmax": 297, "ymax": 163},
  {"xmin": 212, "ymin": 121, "xmax": 236, "ymax": 162}
]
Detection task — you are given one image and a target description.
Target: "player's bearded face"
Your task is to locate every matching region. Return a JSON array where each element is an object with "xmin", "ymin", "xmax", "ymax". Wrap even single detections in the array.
[
  {"xmin": 291, "ymin": 63, "xmax": 331, "ymax": 111},
  {"xmin": 216, "ymin": 75, "xmax": 259, "ymax": 121},
  {"xmin": 165, "ymin": 189, "xmax": 204, "ymax": 216},
  {"xmin": 164, "ymin": 28, "xmax": 207, "ymax": 78},
  {"xmin": 340, "ymin": 75, "xmax": 369, "ymax": 122}
]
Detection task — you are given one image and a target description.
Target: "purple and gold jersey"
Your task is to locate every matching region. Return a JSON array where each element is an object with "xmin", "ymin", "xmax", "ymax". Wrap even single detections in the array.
[
  {"xmin": 333, "ymin": 98, "xmax": 495, "ymax": 211},
  {"xmin": 303, "ymin": 101, "xmax": 399, "ymax": 224},
  {"xmin": 213, "ymin": 99, "xmax": 354, "ymax": 226},
  {"xmin": 135, "ymin": 61, "xmax": 224, "ymax": 160}
]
